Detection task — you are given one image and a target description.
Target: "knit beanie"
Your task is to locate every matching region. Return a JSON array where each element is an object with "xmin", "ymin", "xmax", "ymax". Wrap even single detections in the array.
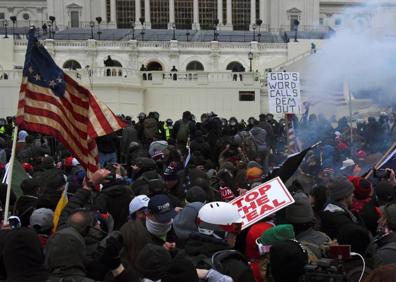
[
  {"xmin": 285, "ymin": 192, "xmax": 315, "ymax": 224},
  {"xmin": 246, "ymin": 167, "xmax": 264, "ymax": 181},
  {"xmin": 257, "ymin": 224, "xmax": 295, "ymax": 245},
  {"xmin": 348, "ymin": 176, "xmax": 371, "ymax": 199},
  {"xmin": 135, "ymin": 244, "xmax": 172, "ymax": 280},
  {"xmin": 327, "ymin": 176, "xmax": 354, "ymax": 201}
]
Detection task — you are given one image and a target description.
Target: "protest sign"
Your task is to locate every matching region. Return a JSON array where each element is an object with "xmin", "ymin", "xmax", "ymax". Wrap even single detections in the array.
[
  {"xmin": 230, "ymin": 177, "xmax": 294, "ymax": 230},
  {"xmin": 267, "ymin": 72, "xmax": 301, "ymax": 114}
]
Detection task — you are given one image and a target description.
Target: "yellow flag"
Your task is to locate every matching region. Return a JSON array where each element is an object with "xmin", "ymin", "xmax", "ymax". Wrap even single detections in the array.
[{"xmin": 52, "ymin": 185, "xmax": 69, "ymax": 233}]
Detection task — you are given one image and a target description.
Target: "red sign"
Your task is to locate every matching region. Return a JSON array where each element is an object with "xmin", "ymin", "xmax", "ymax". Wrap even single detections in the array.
[{"xmin": 230, "ymin": 177, "xmax": 295, "ymax": 230}]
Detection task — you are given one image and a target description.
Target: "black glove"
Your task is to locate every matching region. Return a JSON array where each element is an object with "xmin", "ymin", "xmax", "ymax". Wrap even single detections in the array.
[{"xmin": 99, "ymin": 232, "xmax": 124, "ymax": 270}]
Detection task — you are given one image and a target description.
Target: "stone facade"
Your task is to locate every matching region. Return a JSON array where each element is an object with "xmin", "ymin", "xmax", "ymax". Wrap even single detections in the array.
[{"xmin": 1, "ymin": 0, "xmax": 393, "ymax": 31}]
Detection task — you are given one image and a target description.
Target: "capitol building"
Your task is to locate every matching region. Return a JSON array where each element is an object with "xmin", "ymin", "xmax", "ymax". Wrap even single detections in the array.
[{"xmin": 0, "ymin": 0, "xmax": 394, "ymax": 119}]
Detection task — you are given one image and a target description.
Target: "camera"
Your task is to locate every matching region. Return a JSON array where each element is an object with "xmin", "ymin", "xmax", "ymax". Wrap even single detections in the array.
[
  {"xmin": 301, "ymin": 245, "xmax": 351, "ymax": 282},
  {"xmin": 373, "ymin": 168, "xmax": 390, "ymax": 179}
]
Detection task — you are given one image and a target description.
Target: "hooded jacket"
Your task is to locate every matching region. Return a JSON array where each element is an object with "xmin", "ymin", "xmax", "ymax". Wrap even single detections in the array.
[
  {"xmin": 320, "ymin": 201, "xmax": 360, "ymax": 239},
  {"xmin": 94, "ymin": 181, "xmax": 134, "ymax": 230},
  {"xmin": 184, "ymin": 232, "xmax": 255, "ymax": 282},
  {"xmin": 2, "ymin": 228, "xmax": 48, "ymax": 282}
]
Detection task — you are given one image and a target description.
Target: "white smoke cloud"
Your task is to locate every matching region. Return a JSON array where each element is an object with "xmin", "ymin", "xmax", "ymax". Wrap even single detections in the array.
[{"xmin": 302, "ymin": 1, "xmax": 396, "ymax": 115}]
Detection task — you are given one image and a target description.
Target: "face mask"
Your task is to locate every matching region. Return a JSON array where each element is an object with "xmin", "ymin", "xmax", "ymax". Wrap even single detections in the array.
[{"xmin": 146, "ymin": 218, "xmax": 172, "ymax": 237}]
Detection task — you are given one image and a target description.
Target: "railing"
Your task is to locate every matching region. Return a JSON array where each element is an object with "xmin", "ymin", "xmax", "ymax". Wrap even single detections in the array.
[
  {"xmin": 0, "ymin": 68, "xmax": 260, "ymax": 85},
  {"xmin": 140, "ymin": 71, "xmax": 259, "ymax": 83},
  {"xmin": 279, "ymin": 25, "xmax": 331, "ymax": 33},
  {"xmin": 12, "ymin": 39, "xmax": 287, "ymax": 50}
]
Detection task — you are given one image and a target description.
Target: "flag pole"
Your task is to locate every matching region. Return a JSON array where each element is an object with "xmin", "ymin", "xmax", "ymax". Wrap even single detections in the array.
[
  {"xmin": 345, "ymin": 81, "xmax": 353, "ymax": 155},
  {"xmin": 4, "ymin": 125, "xmax": 18, "ymax": 223},
  {"xmin": 365, "ymin": 142, "xmax": 396, "ymax": 179}
]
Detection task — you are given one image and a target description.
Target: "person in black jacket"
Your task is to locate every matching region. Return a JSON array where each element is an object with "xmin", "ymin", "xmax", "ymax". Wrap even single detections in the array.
[
  {"xmin": 320, "ymin": 177, "xmax": 363, "ymax": 239},
  {"xmin": 184, "ymin": 201, "xmax": 255, "ymax": 282}
]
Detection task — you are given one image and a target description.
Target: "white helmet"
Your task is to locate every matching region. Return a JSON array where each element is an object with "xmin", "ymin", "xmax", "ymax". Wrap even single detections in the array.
[{"xmin": 197, "ymin": 202, "xmax": 242, "ymax": 236}]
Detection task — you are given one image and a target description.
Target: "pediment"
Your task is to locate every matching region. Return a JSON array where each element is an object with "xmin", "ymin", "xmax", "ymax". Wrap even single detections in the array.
[
  {"xmin": 66, "ymin": 3, "xmax": 83, "ymax": 9},
  {"xmin": 287, "ymin": 8, "xmax": 302, "ymax": 14}
]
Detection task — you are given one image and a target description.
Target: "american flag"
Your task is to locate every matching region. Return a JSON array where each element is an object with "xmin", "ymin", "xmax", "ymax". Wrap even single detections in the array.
[
  {"xmin": 16, "ymin": 29, "xmax": 124, "ymax": 174},
  {"xmin": 286, "ymin": 113, "xmax": 301, "ymax": 154}
]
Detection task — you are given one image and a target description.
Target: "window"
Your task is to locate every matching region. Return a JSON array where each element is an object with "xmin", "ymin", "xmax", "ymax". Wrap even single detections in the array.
[
  {"xmin": 199, "ymin": 0, "xmax": 216, "ymax": 30},
  {"xmin": 22, "ymin": 13, "xmax": 30, "ymax": 20},
  {"xmin": 335, "ymin": 18, "xmax": 341, "ymax": 25},
  {"xmin": 116, "ymin": 0, "xmax": 136, "ymax": 28},
  {"xmin": 0, "ymin": 13, "xmax": 4, "ymax": 20},
  {"xmin": 147, "ymin": 61, "xmax": 163, "ymax": 71},
  {"xmin": 232, "ymin": 0, "xmax": 250, "ymax": 31},
  {"xmin": 70, "ymin": 11, "xmax": 79, "ymax": 28},
  {"xmin": 151, "ymin": 0, "xmax": 168, "ymax": 29},
  {"xmin": 319, "ymin": 18, "xmax": 324, "ymax": 25},
  {"xmin": 239, "ymin": 91, "xmax": 255, "ymax": 101},
  {"xmin": 63, "ymin": 60, "xmax": 82, "ymax": 70},
  {"xmin": 290, "ymin": 15, "xmax": 299, "ymax": 31},
  {"xmin": 226, "ymin": 61, "xmax": 244, "ymax": 72},
  {"xmin": 106, "ymin": 0, "xmax": 111, "ymax": 23},
  {"xmin": 175, "ymin": 0, "xmax": 193, "ymax": 29},
  {"xmin": 186, "ymin": 61, "xmax": 204, "ymax": 71}
]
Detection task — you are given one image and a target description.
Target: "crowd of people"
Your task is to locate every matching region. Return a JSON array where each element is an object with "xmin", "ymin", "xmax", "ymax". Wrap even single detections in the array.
[{"xmin": 0, "ymin": 109, "xmax": 396, "ymax": 282}]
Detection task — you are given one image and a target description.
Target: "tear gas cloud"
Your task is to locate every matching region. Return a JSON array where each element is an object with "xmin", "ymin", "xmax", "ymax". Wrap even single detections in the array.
[{"xmin": 303, "ymin": 1, "xmax": 396, "ymax": 112}]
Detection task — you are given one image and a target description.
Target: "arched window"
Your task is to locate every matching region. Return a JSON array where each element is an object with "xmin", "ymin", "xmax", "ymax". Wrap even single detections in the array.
[
  {"xmin": 226, "ymin": 61, "xmax": 245, "ymax": 72},
  {"xmin": 63, "ymin": 60, "xmax": 82, "ymax": 70},
  {"xmin": 146, "ymin": 61, "xmax": 163, "ymax": 71},
  {"xmin": 186, "ymin": 61, "xmax": 204, "ymax": 71}
]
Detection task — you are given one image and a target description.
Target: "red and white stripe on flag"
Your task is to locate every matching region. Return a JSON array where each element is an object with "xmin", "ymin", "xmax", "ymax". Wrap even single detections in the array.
[{"xmin": 16, "ymin": 73, "xmax": 124, "ymax": 174}]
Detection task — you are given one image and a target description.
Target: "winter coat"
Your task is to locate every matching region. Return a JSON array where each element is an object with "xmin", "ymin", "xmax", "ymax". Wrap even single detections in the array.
[
  {"xmin": 359, "ymin": 199, "xmax": 381, "ymax": 236},
  {"xmin": 250, "ymin": 126, "xmax": 267, "ymax": 152},
  {"xmin": 1, "ymin": 228, "xmax": 48, "ymax": 282},
  {"xmin": 320, "ymin": 202, "xmax": 360, "ymax": 239},
  {"xmin": 119, "ymin": 126, "xmax": 138, "ymax": 163},
  {"xmin": 373, "ymin": 232, "xmax": 396, "ymax": 267},
  {"xmin": 184, "ymin": 232, "xmax": 255, "ymax": 282},
  {"xmin": 97, "ymin": 133, "xmax": 118, "ymax": 154},
  {"xmin": 46, "ymin": 227, "xmax": 95, "ymax": 281},
  {"xmin": 94, "ymin": 181, "xmax": 134, "ymax": 230}
]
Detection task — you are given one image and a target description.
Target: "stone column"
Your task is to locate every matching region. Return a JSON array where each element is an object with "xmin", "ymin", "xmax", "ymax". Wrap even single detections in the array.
[
  {"xmin": 101, "ymin": 0, "xmax": 107, "ymax": 22},
  {"xmin": 250, "ymin": 0, "xmax": 256, "ymax": 30},
  {"xmin": 168, "ymin": 0, "xmax": 175, "ymax": 29},
  {"xmin": 217, "ymin": 0, "xmax": 223, "ymax": 26},
  {"xmin": 110, "ymin": 0, "xmax": 116, "ymax": 24},
  {"xmin": 144, "ymin": 0, "xmax": 151, "ymax": 28},
  {"xmin": 193, "ymin": 0, "xmax": 200, "ymax": 30},
  {"xmin": 225, "ymin": 0, "xmax": 233, "ymax": 30},
  {"xmin": 260, "ymin": 0, "xmax": 268, "ymax": 27},
  {"xmin": 135, "ymin": 0, "xmax": 142, "ymax": 28}
]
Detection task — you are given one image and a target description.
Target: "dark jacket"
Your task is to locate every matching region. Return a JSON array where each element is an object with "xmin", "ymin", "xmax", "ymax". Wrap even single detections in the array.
[
  {"xmin": 120, "ymin": 126, "xmax": 138, "ymax": 163},
  {"xmin": 359, "ymin": 199, "xmax": 381, "ymax": 236},
  {"xmin": 46, "ymin": 227, "xmax": 96, "ymax": 282},
  {"xmin": 1, "ymin": 228, "xmax": 49, "ymax": 282},
  {"xmin": 94, "ymin": 181, "xmax": 134, "ymax": 230},
  {"xmin": 320, "ymin": 202, "xmax": 360, "ymax": 239},
  {"xmin": 184, "ymin": 232, "xmax": 255, "ymax": 282},
  {"xmin": 97, "ymin": 133, "xmax": 118, "ymax": 154},
  {"xmin": 373, "ymin": 232, "xmax": 396, "ymax": 267}
]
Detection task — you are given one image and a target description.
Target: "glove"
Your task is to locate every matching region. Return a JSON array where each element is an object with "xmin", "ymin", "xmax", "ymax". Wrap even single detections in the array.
[{"xmin": 100, "ymin": 233, "xmax": 124, "ymax": 270}]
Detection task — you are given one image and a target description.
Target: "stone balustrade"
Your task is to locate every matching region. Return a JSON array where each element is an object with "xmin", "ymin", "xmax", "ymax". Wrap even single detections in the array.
[{"xmin": 0, "ymin": 68, "xmax": 260, "ymax": 85}]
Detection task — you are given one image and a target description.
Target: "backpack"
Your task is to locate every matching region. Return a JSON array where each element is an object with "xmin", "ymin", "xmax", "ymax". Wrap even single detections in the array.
[
  {"xmin": 177, "ymin": 121, "xmax": 190, "ymax": 143},
  {"xmin": 236, "ymin": 131, "xmax": 257, "ymax": 160}
]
